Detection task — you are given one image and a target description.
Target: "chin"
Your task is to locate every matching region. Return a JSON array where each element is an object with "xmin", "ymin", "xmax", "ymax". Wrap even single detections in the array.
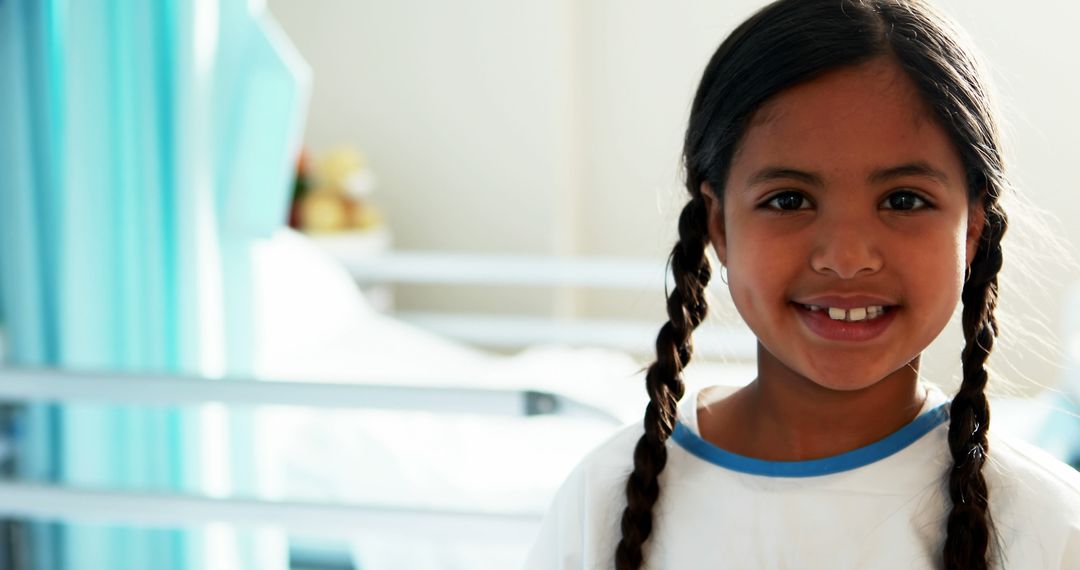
[
  {"xmin": 803, "ymin": 350, "xmax": 921, "ymax": 394},
  {"xmin": 798, "ymin": 359, "xmax": 898, "ymax": 393}
]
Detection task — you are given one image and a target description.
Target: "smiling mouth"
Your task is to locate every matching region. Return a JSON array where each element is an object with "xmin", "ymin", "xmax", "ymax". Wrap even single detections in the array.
[{"xmin": 797, "ymin": 304, "xmax": 895, "ymax": 322}]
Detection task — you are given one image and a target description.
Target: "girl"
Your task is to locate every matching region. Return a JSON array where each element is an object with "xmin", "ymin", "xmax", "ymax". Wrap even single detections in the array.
[{"xmin": 524, "ymin": 0, "xmax": 1080, "ymax": 568}]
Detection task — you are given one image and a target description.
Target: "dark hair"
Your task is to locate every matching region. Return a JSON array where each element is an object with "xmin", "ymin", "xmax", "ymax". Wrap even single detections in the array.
[{"xmin": 615, "ymin": 1, "xmax": 1007, "ymax": 569}]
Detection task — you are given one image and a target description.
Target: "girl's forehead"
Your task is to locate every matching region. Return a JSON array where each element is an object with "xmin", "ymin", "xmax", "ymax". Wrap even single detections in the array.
[
  {"xmin": 750, "ymin": 58, "xmax": 931, "ymax": 126},
  {"xmin": 732, "ymin": 58, "xmax": 962, "ymax": 179}
]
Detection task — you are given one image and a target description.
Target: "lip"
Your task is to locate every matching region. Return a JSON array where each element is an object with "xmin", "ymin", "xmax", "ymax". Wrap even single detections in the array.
[
  {"xmin": 792, "ymin": 301, "xmax": 898, "ymax": 342},
  {"xmin": 792, "ymin": 295, "xmax": 898, "ymax": 310}
]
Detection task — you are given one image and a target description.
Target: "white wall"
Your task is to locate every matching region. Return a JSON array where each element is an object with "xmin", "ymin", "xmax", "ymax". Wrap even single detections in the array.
[
  {"xmin": 266, "ymin": 0, "xmax": 580, "ymax": 315},
  {"xmin": 268, "ymin": 0, "xmax": 1080, "ymax": 390}
]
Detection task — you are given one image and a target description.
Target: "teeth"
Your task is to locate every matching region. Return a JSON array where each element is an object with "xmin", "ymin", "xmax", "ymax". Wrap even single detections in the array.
[{"xmin": 814, "ymin": 305, "xmax": 887, "ymax": 322}]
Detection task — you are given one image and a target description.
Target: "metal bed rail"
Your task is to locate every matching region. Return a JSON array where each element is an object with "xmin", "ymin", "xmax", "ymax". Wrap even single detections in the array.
[
  {"xmin": 0, "ymin": 480, "xmax": 539, "ymax": 543},
  {"xmin": 0, "ymin": 366, "xmax": 618, "ymax": 539},
  {"xmin": 0, "ymin": 367, "xmax": 622, "ymax": 423},
  {"xmin": 311, "ymin": 248, "xmax": 758, "ymax": 360}
]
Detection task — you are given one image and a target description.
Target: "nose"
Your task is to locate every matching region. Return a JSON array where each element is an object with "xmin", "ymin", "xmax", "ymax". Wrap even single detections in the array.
[{"xmin": 809, "ymin": 210, "xmax": 884, "ymax": 279}]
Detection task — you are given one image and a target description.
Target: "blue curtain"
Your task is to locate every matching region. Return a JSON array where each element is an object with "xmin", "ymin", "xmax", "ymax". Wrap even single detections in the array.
[{"xmin": 0, "ymin": 0, "xmax": 310, "ymax": 568}]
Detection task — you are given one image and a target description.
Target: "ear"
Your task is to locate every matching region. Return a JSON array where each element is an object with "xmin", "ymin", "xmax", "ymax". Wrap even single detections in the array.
[
  {"xmin": 700, "ymin": 182, "xmax": 727, "ymax": 265},
  {"xmin": 965, "ymin": 200, "xmax": 986, "ymax": 266}
]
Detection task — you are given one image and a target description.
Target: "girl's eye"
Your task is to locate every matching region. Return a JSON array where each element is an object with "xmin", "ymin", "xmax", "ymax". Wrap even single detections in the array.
[
  {"xmin": 882, "ymin": 190, "xmax": 929, "ymax": 211},
  {"xmin": 764, "ymin": 191, "xmax": 811, "ymax": 211}
]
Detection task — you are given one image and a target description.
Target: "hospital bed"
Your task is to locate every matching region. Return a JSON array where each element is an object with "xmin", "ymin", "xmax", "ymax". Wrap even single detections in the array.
[
  {"xmin": 0, "ymin": 367, "xmax": 615, "ymax": 568},
  {"xmin": 0, "ymin": 229, "xmax": 757, "ymax": 569}
]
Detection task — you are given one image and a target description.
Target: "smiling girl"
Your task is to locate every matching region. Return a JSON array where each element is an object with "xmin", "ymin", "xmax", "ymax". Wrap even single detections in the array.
[{"xmin": 524, "ymin": 0, "xmax": 1080, "ymax": 568}]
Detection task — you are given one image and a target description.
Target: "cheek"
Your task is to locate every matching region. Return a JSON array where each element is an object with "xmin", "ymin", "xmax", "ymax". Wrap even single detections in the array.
[
  {"xmin": 724, "ymin": 232, "xmax": 799, "ymax": 316},
  {"xmin": 906, "ymin": 234, "xmax": 966, "ymax": 279},
  {"xmin": 899, "ymin": 226, "xmax": 967, "ymax": 317}
]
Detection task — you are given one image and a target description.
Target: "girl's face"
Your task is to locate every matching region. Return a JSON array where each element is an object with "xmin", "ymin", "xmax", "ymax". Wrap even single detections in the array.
[{"xmin": 704, "ymin": 58, "xmax": 984, "ymax": 392}]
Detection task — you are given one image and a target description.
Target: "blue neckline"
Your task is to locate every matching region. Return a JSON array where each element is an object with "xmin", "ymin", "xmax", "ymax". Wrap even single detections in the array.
[{"xmin": 672, "ymin": 403, "xmax": 950, "ymax": 478}]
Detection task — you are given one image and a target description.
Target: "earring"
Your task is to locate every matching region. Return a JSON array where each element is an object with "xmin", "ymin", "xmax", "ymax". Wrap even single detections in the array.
[{"xmin": 720, "ymin": 264, "xmax": 729, "ymax": 285}]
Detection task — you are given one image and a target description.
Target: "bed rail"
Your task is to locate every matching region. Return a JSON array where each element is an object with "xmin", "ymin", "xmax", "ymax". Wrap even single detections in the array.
[{"xmin": 0, "ymin": 366, "xmax": 617, "ymax": 541}]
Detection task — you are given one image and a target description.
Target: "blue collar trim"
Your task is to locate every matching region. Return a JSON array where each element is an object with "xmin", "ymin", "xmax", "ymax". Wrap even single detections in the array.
[{"xmin": 672, "ymin": 403, "xmax": 949, "ymax": 478}]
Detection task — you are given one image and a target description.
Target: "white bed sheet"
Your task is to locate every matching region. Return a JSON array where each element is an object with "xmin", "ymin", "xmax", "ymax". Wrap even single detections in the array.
[{"xmin": 243, "ymin": 230, "xmax": 754, "ymax": 568}]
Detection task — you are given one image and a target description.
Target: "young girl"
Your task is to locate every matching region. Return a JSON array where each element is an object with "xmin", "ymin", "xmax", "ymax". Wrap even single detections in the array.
[{"xmin": 525, "ymin": 0, "xmax": 1080, "ymax": 568}]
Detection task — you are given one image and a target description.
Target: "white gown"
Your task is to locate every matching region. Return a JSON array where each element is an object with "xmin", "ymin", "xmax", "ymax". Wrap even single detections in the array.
[{"xmin": 523, "ymin": 386, "xmax": 1080, "ymax": 569}]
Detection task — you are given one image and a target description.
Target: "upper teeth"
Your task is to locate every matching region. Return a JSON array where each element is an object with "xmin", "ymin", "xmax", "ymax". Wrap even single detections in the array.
[{"xmin": 803, "ymin": 305, "xmax": 886, "ymax": 322}]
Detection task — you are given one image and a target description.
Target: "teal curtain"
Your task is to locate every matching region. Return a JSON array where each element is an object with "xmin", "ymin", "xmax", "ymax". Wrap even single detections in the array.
[{"xmin": 0, "ymin": 0, "xmax": 311, "ymax": 568}]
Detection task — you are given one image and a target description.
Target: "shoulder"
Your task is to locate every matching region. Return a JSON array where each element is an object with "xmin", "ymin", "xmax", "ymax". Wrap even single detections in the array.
[
  {"xmin": 542, "ymin": 420, "xmax": 644, "ymax": 503},
  {"xmin": 521, "ymin": 421, "xmax": 642, "ymax": 570},
  {"xmin": 984, "ymin": 431, "xmax": 1080, "ymax": 568},
  {"xmin": 987, "ymin": 430, "xmax": 1080, "ymax": 507}
]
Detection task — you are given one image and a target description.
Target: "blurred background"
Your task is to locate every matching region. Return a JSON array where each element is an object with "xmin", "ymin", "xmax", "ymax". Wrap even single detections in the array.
[{"xmin": 0, "ymin": 0, "xmax": 1078, "ymax": 569}]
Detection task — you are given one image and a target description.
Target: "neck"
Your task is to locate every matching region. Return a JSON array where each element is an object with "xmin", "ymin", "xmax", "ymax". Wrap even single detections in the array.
[{"xmin": 703, "ymin": 344, "xmax": 926, "ymax": 461}]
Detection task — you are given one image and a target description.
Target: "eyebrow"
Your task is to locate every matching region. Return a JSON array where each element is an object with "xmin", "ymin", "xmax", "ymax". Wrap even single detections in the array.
[
  {"xmin": 868, "ymin": 161, "xmax": 951, "ymax": 185},
  {"xmin": 746, "ymin": 161, "xmax": 952, "ymax": 188},
  {"xmin": 747, "ymin": 167, "xmax": 824, "ymax": 188}
]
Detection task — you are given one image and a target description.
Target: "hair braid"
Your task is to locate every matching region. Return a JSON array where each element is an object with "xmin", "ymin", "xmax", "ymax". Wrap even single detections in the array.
[
  {"xmin": 614, "ymin": 198, "xmax": 711, "ymax": 570},
  {"xmin": 944, "ymin": 206, "xmax": 1006, "ymax": 570}
]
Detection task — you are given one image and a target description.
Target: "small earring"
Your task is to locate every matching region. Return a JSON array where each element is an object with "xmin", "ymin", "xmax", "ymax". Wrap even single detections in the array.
[
  {"xmin": 720, "ymin": 264, "xmax": 729, "ymax": 285},
  {"xmin": 964, "ymin": 265, "xmax": 971, "ymax": 283}
]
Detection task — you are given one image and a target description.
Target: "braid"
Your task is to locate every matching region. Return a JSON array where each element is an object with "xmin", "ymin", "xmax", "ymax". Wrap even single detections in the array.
[
  {"xmin": 614, "ymin": 198, "xmax": 711, "ymax": 570},
  {"xmin": 943, "ymin": 205, "xmax": 1006, "ymax": 570}
]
